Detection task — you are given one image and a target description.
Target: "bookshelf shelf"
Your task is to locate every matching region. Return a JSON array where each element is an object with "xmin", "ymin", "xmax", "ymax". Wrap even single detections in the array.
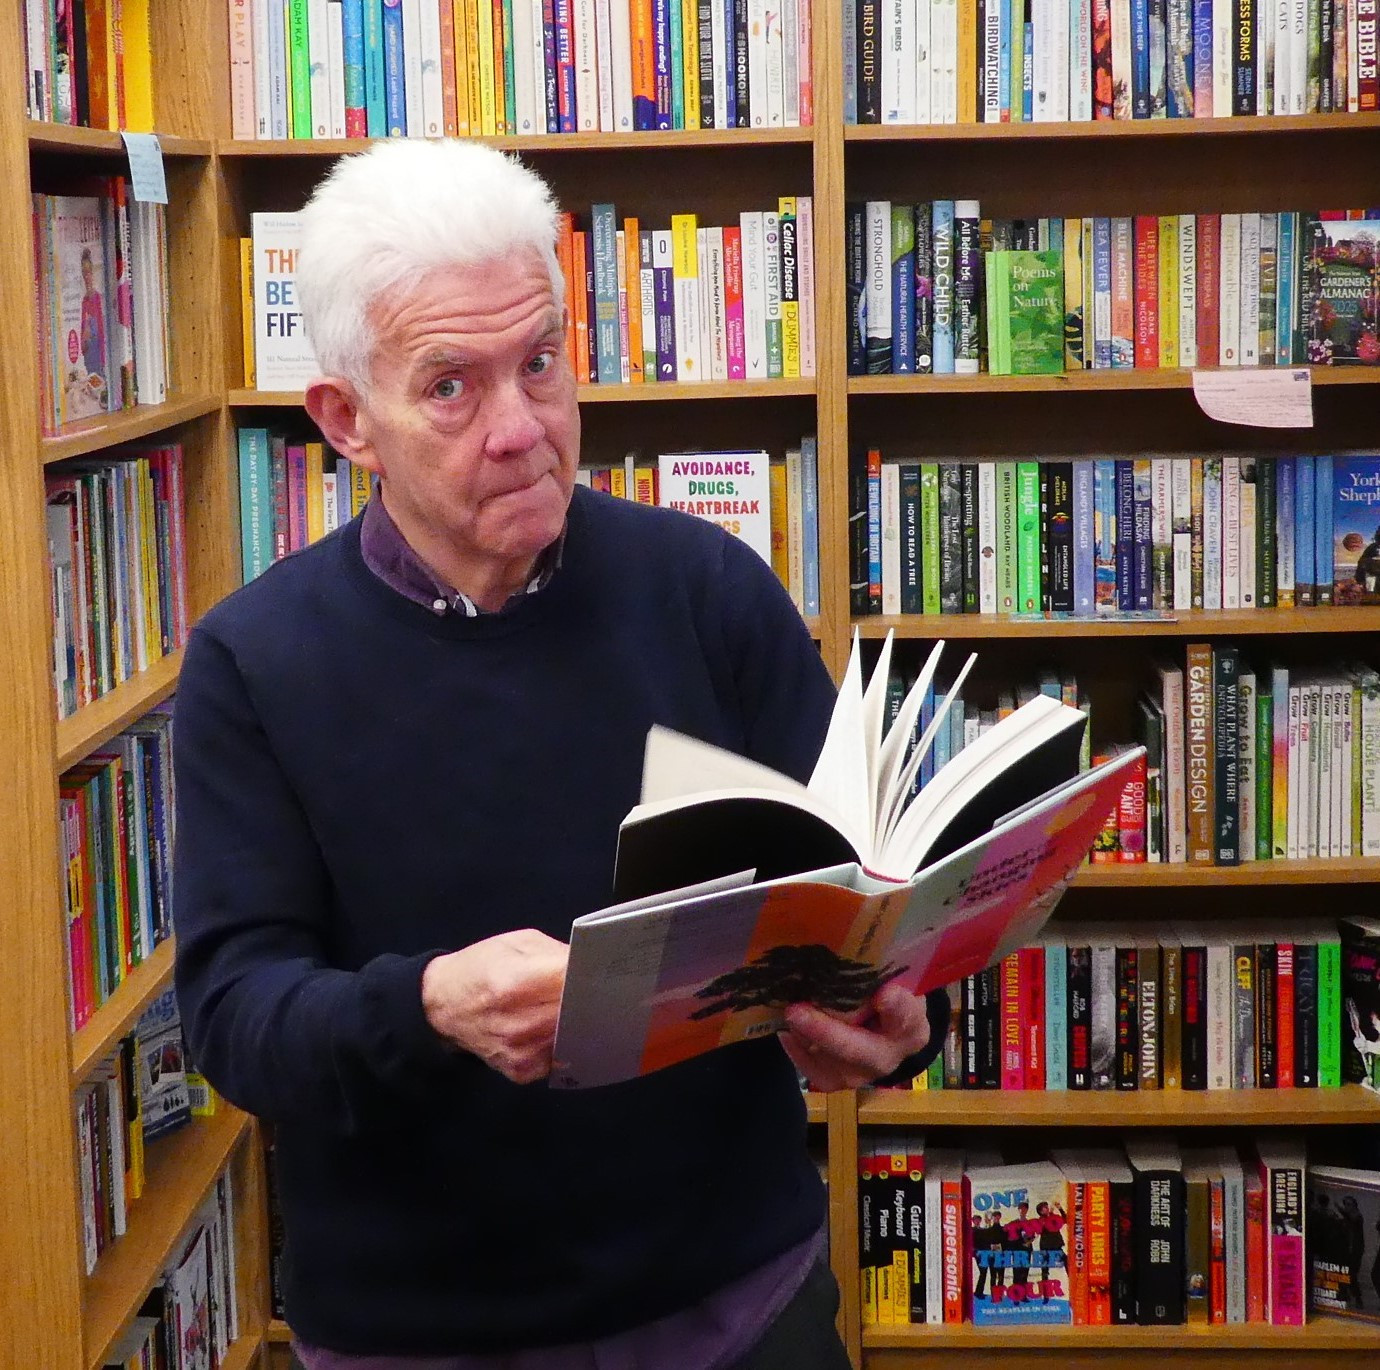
[
  {"xmin": 227, "ymin": 381, "xmax": 817, "ymax": 408},
  {"xmin": 844, "ymin": 111, "xmax": 1380, "ymax": 143},
  {"xmin": 1073, "ymin": 857, "xmax": 1380, "ymax": 887},
  {"xmin": 217, "ymin": 1332, "xmax": 265, "ymax": 1370},
  {"xmin": 217, "ymin": 128, "xmax": 816, "ymax": 157},
  {"xmin": 25, "ymin": 122, "xmax": 213, "ymax": 156},
  {"xmin": 851, "ymin": 608, "xmax": 1380, "ymax": 639},
  {"xmin": 40, "ymin": 396, "xmax": 222, "ymax": 466},
  {"xmin": 848, "ymin": 369, "xmax": 1380, "ymax": 396},
  {"xmin": 266, "ymin": 1319, "xmax": 292, "ymax": 1344},
  {"xmin": 861, "ymin": 1319, "xmax": 1380, "ymax": 1350},
  {"xmin": 858, "ymin": 1083, "xmax": 1380, "ymax": 1128},
  {"xmin": 70, "ymin": 939, "xmax": 175, "ymax": 1086},
  {"xmin": 55, "ymin": 649, "xmax": 182, "ymax": 773},
  {"xmin": 83, "ymin": 1108, "xmax": 251, "ymax": 1370}
]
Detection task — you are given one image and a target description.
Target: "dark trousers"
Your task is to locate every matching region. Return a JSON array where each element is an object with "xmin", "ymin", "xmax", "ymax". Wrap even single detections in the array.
[{"xmin": 289, "ymin": 1261, "xmax": 852, "ymax": 1370}]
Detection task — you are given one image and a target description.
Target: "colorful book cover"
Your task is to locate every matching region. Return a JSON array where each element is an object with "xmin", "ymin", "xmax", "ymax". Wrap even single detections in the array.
[
  {"xmin": 657, "ymin": 450, "xmax": 772, "ymax": 565},
  {"xmin": 1002, "ymin": 250, "xmax": 1064, "ymax": 374},
  {"xmin": 1309, "ymin": 1166, "xmax": 1380, "ymax": 1321},
  {"xmin": 251, "ymin": 212, "xmax": 317, "ymax": 390},
  {"xmin": 1332, "ymin": 456, "xmax": 1380, "ymax": 604},
  {"xmin": 967, "ymin": 1161, "xmax": 1073, "ymax": 1324},
  {"xmin": 53, "ymin": 196, "xmax": 110, "ymax": 423},
  {"xmin": 1304, "ymin": 217, "xmax": 1380, "ymax": 364}
]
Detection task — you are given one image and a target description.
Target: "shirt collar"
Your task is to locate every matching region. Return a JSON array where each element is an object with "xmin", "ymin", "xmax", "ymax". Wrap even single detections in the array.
[{"xmin": 358, "ymin": 495, "xmax": 564, "ymax": 617}]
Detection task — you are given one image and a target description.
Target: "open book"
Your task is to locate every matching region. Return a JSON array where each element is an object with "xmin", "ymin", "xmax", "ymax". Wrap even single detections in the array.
[{"xmin": 551, "ymin": 634, "xmax": 1144, "ymax": 1089}]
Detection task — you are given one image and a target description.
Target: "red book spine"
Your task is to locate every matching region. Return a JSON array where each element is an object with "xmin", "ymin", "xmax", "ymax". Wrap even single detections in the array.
[
  {"xmin": 1021, "ymin": 946, "xmax": 1045, "ymax": 1089},
  {"xmin": 942, "ymin": 1177, "xmax": 966, "ymax": 1323},
  {"xmin": 1195, "ymin": 214, "xmax": 1221, "ymax": 368},
  {"xmin": 1116, "ymin": 752, "xmax": 1148, "ymax": 862},
  {"xmin": 1275, "ymin": 943, "xmax": 1296, "ymax": 1088},
  {"xmin": 1086, "ymin": 1180, "xmax": 1112, "ymax": 1325},
  {"xmin": 723, "ymin": 226, "xmax": 746, "ymax": 380},
  {"xmin": 1358, "ymin": 0, "xmax": 1379, "ymax": 110},
  {"xmin": 1000, "ymin": 952, "xmax": 1025, "ymax": 1090},
  {"xmin": 1133, "ymin": 216, "xmax": 1159, "ymax": 368},
  {"xmin": 1245, "ymin": 1175, "xmax": 1266, "ymax": 1322},
  {"xmin": 1209, "ymin": 1177, "xmax": 1227, "ymax": 1324}
]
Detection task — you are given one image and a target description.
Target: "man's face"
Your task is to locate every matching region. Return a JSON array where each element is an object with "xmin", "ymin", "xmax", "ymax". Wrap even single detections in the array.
[{"xmin": 351, "ymin": 250, "xmax": 579, "ymax": 597}]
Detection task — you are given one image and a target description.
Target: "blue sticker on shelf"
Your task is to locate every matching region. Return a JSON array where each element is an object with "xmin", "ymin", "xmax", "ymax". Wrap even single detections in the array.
[{"xmin": 120, "ymin": 132, "xmax": 168, "ymax": 205}]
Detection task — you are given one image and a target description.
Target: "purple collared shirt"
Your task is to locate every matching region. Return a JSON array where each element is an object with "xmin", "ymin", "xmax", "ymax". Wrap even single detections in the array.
[{"xmin": 294, "ymin": 499, "xmax": 824, "ymax": 1370}]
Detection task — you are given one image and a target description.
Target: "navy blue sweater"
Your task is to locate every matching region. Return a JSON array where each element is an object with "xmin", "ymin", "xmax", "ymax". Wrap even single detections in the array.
[{"xmin": 173, "ymin": 488, "xmax": 946, "ymax": 1354}]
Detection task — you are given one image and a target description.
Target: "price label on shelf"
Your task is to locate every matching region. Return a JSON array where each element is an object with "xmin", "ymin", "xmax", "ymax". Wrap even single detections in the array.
[
  {"xmin": 120, "ymin": 132, "xmax": 168, "ymax": 205},
  {"xmin": 1191, "ymin": 368, "xmax": 1314, "ymax": 428}
]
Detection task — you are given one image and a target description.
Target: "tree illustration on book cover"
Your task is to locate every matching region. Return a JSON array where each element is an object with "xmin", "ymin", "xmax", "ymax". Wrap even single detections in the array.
[{"xmin": 1306, "ymin": 219, "xmax": 1380, "ymax": 365}]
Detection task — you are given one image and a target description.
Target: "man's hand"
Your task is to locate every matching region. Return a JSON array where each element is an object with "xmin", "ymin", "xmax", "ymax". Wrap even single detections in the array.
[
  {"xmin": 421, "ymin": 930, "xmax": 568, "ymax": 1084},
  {"xmin": 779, "ymin": 983, "xmax": 931, "ymax": 1092}
]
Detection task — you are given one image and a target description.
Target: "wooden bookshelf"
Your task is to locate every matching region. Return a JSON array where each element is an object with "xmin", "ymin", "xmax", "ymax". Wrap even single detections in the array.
[
  {"xmin": 1072, "ymin": 857, "xmax": 1380, "ymax": 887},
  {"xmin": 40, "ymin": 396, "xmax": 223, "ymax": 466},
  {"xmin": 55, "ymin": 650, "xmax": 183, "ymax": 772},
  {"xmin": 228, "ymin": 380, "xmax": 818, "ymax": 406},
  {"xmin": 24, "ymin": 121, "xmax": 212, "ymax": 157},
  {"xmin": 859, "ymin": 1083, "xmax": 1380, "ymax": 1128},
  {"xmin": 84, "ymin": 1109, "xmax": 251, "ymax": 1369},
  {"xmin": 70, "ymin": 939, "xmax": 176, "ymax": 1086},
  {"xmin": 851, "ymin": 608, "xmax": 1380, "ymax": 638},
  {"xmin": 845, "ymin": 110, "xmax": 1380, "ymax": 142},
  {"xmin": 849, "ymin": 368, "xmax": 1377, "ymax": 395}
]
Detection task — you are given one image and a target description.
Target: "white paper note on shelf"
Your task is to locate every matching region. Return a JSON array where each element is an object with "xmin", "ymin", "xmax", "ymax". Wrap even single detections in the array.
[
  {"xmin": 1191, "ymin": 368, "xmax": 1314, "ymax": 428},
  {"xmin": 120, "ymin": 132, "xmax": 168, "ymax": 204}
]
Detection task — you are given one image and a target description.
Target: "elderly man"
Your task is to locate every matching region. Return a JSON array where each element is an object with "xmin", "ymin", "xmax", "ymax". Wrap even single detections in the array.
[{"xmin": 173, "ymin": 139, "xmax": 948, "ymax": 1369}]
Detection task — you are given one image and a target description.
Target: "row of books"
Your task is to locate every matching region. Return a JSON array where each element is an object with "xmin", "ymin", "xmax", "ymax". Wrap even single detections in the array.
[
  {"xmin": 34, "ymin": 184, "xmax": 172, "ymax": 433},
  {"xmin": 856, "ymin": 1134, "xmax": 1372, "ymax": 1329},
  {"xmin": 243, "ymin": 199, "xmax": 819, "ymax": 391},
  {"xmin": 846, "ymin": 204, "xmax": 1380, "ymax": 375},
  {"xmin": 60, "ymin": 705, "xmax": 175, "ymax": 1030},
  {"xmin": 21, "ymin": 0, "xmax": 155, "ymax": 127},
  {"xmin": 909, "ymin": 917, "xmax": 1362, "ymax": 1095},
  {"xmin": 45, "ymin": 447, "xmax": 190, "ymax": 721},
  {"xmin": 226, "ymin": 0, "xmax": 815, "ymax": 140},
  {"xmin": 849, "ymin": 453, "xmax": 1380, "ymax": 618},
  {"xmin": 77, "ymin": 989, "xmax": 191, "ymax": 1275},
  {"xmin": 1136, "ymin": 649, "xmax": 1380, "ymax": 866},
  {"xmin": 844, "ymin": 0, "xmax": 1380, "ymax": 125},
  {"xmin": 104, "ymin": 1168, "xmax": 242, "ymax": 1369}
]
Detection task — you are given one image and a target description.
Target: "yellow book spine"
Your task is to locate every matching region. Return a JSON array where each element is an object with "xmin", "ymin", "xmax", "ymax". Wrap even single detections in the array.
[
  {"xmin": 682, "ymin": 0, "xmax": 701, "ymax": 128},
  {"xmin": 1158, "ymin": 215, "xmax": 1179, "ymax": 369},
  {"xmin": 477, "ymin": 0, "xmax": 498, "ymax": 135},
  {"xmin": 452, "ymin": 0, "xmax": 472, "ymax": 134},
  {"xmin": 778, "ymin": 196, "xmax": 801, "ymax": 378},
  {"xmin": 958, "ymin": 0, "xmax": 978, "ymax": 121},
  {"xmin": 306, "ymin": 442, "xmax": 326, "ymax": 543},
  {"xmin": 890, "ymin": 1252, "xmax": 911, "ymax": 1322},
  {"xmin": 350, "ymin": 460, "xmax": 372, "ymax": 517},
  {"xmin": 1064, "ymin": 216, "xmax": 1083, "ymax": 371},
  {"xmin": 624, "ymin": 217, "xmax": 644, "ymax": 381},
  {"xmin": 106, "ymin": 0, "xmax": 120, "ymax": 129},
  {"xmin": 768, "ymin": 460, "xmax": 788, "ymax": 584},
  {"xmin": 609, "ymin": 465, "xmax": 627, "ymax": 499},
  {"xmin": 464, "ymin": 0, "xmax": 484, "ymax": 132},
  {"xmin": 671, "ymin": 213, "xmax": 699, "ymax": 278},
  {"xmin": 121, "ymin": 0, "xmax": 154, "ymax": 130},
  {"xmin": 240, "ymin": 237, "xmax": 256, "ymax": 388},
  {"xmin": 632, "ymin": 463, "xmax": 657, "ymax": 503}
]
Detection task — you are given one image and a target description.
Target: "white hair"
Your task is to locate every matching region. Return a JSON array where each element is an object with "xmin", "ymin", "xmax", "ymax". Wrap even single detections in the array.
[{"xmin": 297, "ymin": 140, "xmax": 564, "ymax": 392}]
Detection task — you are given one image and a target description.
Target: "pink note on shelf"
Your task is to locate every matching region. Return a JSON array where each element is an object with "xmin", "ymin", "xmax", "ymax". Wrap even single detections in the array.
[{"xmin": 1191, "ymin": 368, "xmax": 1314, "ymax": 428}]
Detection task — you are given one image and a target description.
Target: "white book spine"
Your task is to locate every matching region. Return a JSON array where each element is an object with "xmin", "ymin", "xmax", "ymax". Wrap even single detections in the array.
[
  {"xmin": 1206, "ymin": 942, "xmax": 1232, "ymax": 1089},
  {"xmin": 1111, "ymin": 0, "xmax": 1134, "ymax": 115},
  {"xmin": 1032, "ymin": 0, "xmax": 1059, "ymax": 118},
  {"xmin": 978, "ymin": 461, "xmax": 998, "ymax": 612},
  {"xmin": 1171, "ymin": 458, "xmax": 1193, "ymax": 611},
  {"xmin": 1071, "ymin": 0, "xmax": 1094, "ymax": 118},
  {"xmin": 882, "ymin": 461, "xmax": 902, "ymax": 614},
  {"xmin": 696, "ymin": 229, "xmax": 712, "ymax": 380},
  {"xmin": 1202, "ymin": 458, "xmax": 1223, "ymax": 611},
  {"xmin": 1221, "ymin": 455, "xmax": 1241, "ymax": 610},
  {"xmin": 748, "ymin": 0, "xmax": 769, "ymax": 124},
  {"xmin": 783, "ymin": 0, "xmax": 800, "ymax": 123},
  {"xmin": 1340, "ymin": 683, "xmax": 1354, "ymax": 857},
  {"xmin": 1238, "ymin": 212, "xmax": 1261, "ymax": 366},
  {"xmin": 512, "ymin": 0, "xmax": 540, "ymax": 131},
  {"xmin": 417, "ymin": 0, "xmax": 444, "ymax": 135},
  {"xmin": 574, "ymin": 0, "xmax": 600, "ymax": 129},
  {"xmin": 866, "ymin": 201, "xmax": 893, "ymax": 367},
  {"xmin": 1238, "ymin": 459, "xmax": 1257, "ymax": 609},
  {"xmin": 1286, "ymin": 685, "xmax": 1302, "ymax": 860},
  {"xmin": 1290, "ymin": 0, "xmax": 1308, "ymax": 112},
  {"xmin": 326, "ymin": 0, "xmax": 347, "ymax": 137},
  {"xmin": 251, "ymin": 0, "xmax": 273, "ymax": 135},
  {"xmin": 982, "ymin": 0, "xmax": 1001, "ymax": 118},
  {"xmin": 1258, "ymin": 0, "xmax": 1275, "ymax": 111},
  {"xmin": 1160, "ymin": 668, "xmax": 1187, "ymax": 862},
  {"xmin": 1332, "ymin": 682, "xmax": 1347, "ymax": 858},
  {"xmin": 1310, "ymin": 683, "xmax": 1326, "ymax": 858},
  {"xmin": 764, "ymin": 0, "xmax": 786, "ymax": 123},
  {"xmin": 883, "ymin": 0, "xmax": 915, "ymax": 120},
  {"xmin": 594, "ymin": 0, "xmax": 617, "ymax": 130},
  {"xmin": 1051, "ymin": 0, "xmax": 1071, "ymax": 117},
  {"xmin": 1360, "ymin": 677, "xmax": 1380, "ymax": 856},
  {"xmin": 1274, "ymin": 0, "xmax": 1293, "ymax": 111},
  {"xmin": 672, "ymin": 240, "xmax": 702, "ymax": 382},
  {"xmin": 1218, "ymin": 212, "xmax": 1241, "ymax": 366},
  {"xmin": 401, "ymin": 0, "xmax": 424, "ymax": 135},
  {"xmin": 797, "ymin": 197, "xmax": 817, "ymax": 376},
  {"xmin": 307, "ymin": 0, "xmax": 332, "ymax": 137},
  {"xmin": 609, "ymin": 0, "xmax": 635, "ymax": 128},
  {"xmin": 942, "ymin": 0, "xmax": 961, "ymax": 120},
  {"xmin": 532, "ymin": 0, "xmax": 551, "ymax": 132},
  {"xmin": 924, "ymin": 1171, "xmax": 944, "ymax": 1324},
  {"xmin": 1213, "ymin": 0, "xmax": 1235, "ymax": 113},
  {"xmin": 1220, "ymin": 1154, "xmax": 1246, "ymax": 1322},
  {"xmin": 638, "ymin": 235, "xmax": 656, "ymax": 375},
  {"xmin": 706, "ymin": 226, "xmax": 728, "ymax": 381},
  {"xmin": 1177, "ymin": 214, "xmax": 1198, "ymax": 366},
  {"xmin": 741, "ymin": 212, "xmax": 768, "ymax": 379},
  {"xmin": 916, "ymin": 0, "xmax": 933, "ymax": 123}
]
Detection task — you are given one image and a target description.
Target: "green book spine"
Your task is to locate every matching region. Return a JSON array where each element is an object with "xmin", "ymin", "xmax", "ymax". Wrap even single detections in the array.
[
  {"xmin": 1255, "ymin": 687, "xmax": 1273, "ymax": 861},
  {"xmin": 1257, "ymin": 457, "xmax": 1277, "ymax": 607},
  {"xmin": 996, "ymin": 460, "xmax": 1019, "ymax": 613},
  {"xmin": 1007, "ymin": 250, "xmax": 1065, "ymax": 374},
  {"xmin": 1015, "ymin": 460, "xmax": 1042, "ymax": 613},
  {"xmin": 503, "ymin": 0, "xmax": 517, "ymax": 133},
  {"xmin": 919, "ymin": 463, "xmax": 941, "ymax": 615},
  {"xmin": 985, "ymin": 250, "xmax": 1008, "ymax": 374},
  {"xmin": 1317, "ymin": 937, "xmax": 1341, "ymax": 1087},
  {"xmin": 288, "ymin": 0, "xmax": 312, "ymax": 139}
]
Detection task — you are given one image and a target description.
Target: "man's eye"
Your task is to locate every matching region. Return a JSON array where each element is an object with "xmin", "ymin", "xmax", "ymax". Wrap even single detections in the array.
[
  {"xmin": 433, "ymin": 377, "xmax": 464, "ymax": 399},
  {"xmin": 527, "ymin": 351, "xmax": 555, "ymax": 375}
]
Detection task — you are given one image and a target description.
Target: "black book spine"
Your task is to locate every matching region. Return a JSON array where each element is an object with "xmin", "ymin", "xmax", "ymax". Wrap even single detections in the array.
[
  {"xmin": 696, "ymin": 0, "xmax": 715, "ymax": 126},
  {"xmin": 1181, "ymin": 945, "xmax": 1208, "ymax": 1089},
  {"xmin": 733, "ymin": 0, "xmax": 750, "ymax": 125},
  {"xmin": 1319, "ymin": 0, "xmax": 1336, "ymax": 111},
  {"xmin": 1111, "ymin": 1181, "xmax": 1137, "ymax": 1324},
  {"xmin": 1068, "ymin": 945, "xmax": 1092, "ymax": 1089},
  {"xmin": 847, "ymin": 202, "xmax": 867, "ymax": 375},
  {"xmin": 849, "ymin": 456, "xmax": 870, "ymax": 616},
  {"xmin": 962, "ymin": 973, "xmax": 980, "ymax": 1088},
  {"xmin": 938, "ymin": 463, "xmax": 964, "ymax": 615},
  {"xmin": 1294, "ymin": 941, "xmax": 1319, "ymax": 1087},
  {"xmin": 1038, "ymin": 462, "xmax": 1052, "ymax": 611},
  {"xmin": 978, "ymin": 965, "xmax": 1002, "ymax": 1088},
  {"xmin": 960, "ymin": 463, "xmax": 980, "ymax": 612},
  {"xmin": 913, "ymin": 205, "xmax": 934, "ymax": 373},
  {"xmin": 1134, "ymin": 1168, "xmax": 1186, "ymax": 1324},
  {"xmin": 1256, "ymin": 940, "xmax": 1278, "ymax": 1087},
  {"xmin": 1232, "ymin": 0, "xmax": 1255, "ymax": 115},
  {"xmin": 857, "ymin": 0, "xmax": 881, "ymax": 122},
  {"xmin": 1116, "ymin": 946, "xmax": 1140, "ymax": 1089},
  {"xmin": 1048, "ymin": 461, "xmax": 1075, "ymax": 613}
]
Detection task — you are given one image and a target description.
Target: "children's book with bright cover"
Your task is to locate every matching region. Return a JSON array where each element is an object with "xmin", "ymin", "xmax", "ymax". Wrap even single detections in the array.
[{"xmin": 551, "ymin": 633, "xmax": 1145, "ymax": 1088}]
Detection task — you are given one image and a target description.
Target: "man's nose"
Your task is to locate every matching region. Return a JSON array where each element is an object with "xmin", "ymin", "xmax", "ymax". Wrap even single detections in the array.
[{"xmin": 482, "ymin": 379, "xmax": 544, "ymax": 456}]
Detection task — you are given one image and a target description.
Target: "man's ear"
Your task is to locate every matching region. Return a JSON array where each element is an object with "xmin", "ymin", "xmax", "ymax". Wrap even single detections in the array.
[{"xmin": 306, "ymin": 377, "xmax": 382, "ymax": 476}]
